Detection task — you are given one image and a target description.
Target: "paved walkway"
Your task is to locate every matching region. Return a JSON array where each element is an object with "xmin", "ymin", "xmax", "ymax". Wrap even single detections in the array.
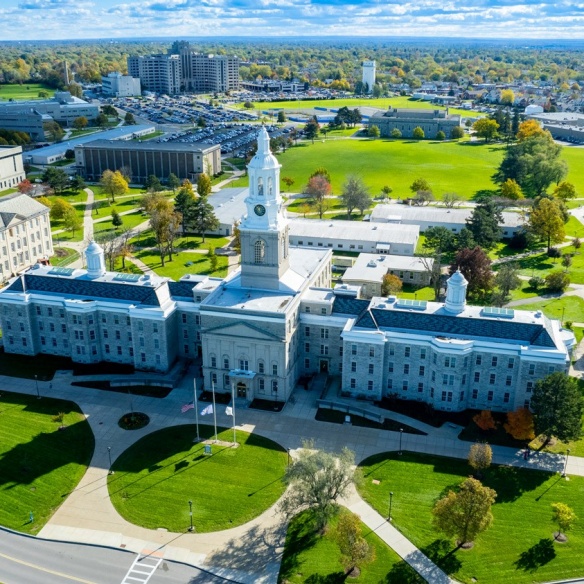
[{"xmin": 4, "ymin": 369, "xmax": 583, "ymax": 583}]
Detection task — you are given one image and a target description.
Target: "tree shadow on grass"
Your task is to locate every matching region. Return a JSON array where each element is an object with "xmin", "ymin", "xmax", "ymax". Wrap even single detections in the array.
[
  {"xmin": 419, "ymin": 539, "xmax": 462, "ymax": 575},
  {"xmin": 483, "ymin": 465, "xmax": 552, "ymax": 503},
  {"xmin": 514, "ymin": 538, "xmax": 556, "ymax": 572},
  {"xmin": 380, "ymin": 560, "xmax": 426, "ymax": 583},
  {"xmin": 277, "ymin": 510, "xmax": 320, "ymax": 583},
  {"xmin": 305, "ymin": 573, "xmax": 347, "ymax": 583}
]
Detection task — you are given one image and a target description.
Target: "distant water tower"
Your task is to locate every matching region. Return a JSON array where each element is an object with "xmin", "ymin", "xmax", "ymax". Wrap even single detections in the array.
[{"xmin": 362, "ymin": 60, "xmax": 376, "ymax": 93}]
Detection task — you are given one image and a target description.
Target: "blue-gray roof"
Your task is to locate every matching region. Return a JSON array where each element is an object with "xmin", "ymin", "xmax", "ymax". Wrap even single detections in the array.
[
  {"xmin": 332, "ymin": 296, "xmax": 370, "ymax": 317},
  {"xmin": 8, "ymin": 274, "xmax": 162, "ymax": 306},
  {"xmin": 168, "ymin": 281, "xmax": 195, "ymax": 300},
  {"xmin": 355, "ymin": 307, "xmax": 556, "ymax": 348}
]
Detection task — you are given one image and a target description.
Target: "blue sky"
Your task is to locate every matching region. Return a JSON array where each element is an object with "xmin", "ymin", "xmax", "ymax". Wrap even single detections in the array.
[{"xmin": 2, "ymin": 0, "xmax": 584, "ymax": 40}]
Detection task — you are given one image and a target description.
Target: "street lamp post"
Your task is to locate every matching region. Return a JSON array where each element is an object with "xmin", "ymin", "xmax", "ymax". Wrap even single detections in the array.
[
  {"xmin": 34, "ymin": 374, "xmax": 40, "ymax": 399},
  {"xmin": 107, "ymin": 447, "xmax": 114, "ymax": 475},
  {"xmin": 399, "ymin": 428, "xmax": 403, "ymax": 456},
  {"xmin": 388, "ymin": 491, "xmax": 393, "ymax": 522},
  {"xmin": 562, "ymin": 449, "xmax": 571, "ymax": 478},
  {"xmin": 188, "ymin": 500, "xmax": 194, "ymax": 532},
  {"xmin": 287, "ymin": 448, "xmax": 291, "ymax": 466}
]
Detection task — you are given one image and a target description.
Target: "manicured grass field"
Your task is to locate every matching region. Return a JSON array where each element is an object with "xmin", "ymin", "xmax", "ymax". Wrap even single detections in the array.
[
  {"xmin": 93, "ymin": 210, "xmax": 147, "ymax": 235},
  {"xmin": 233, "ymin": 139, "xmax": 505, "ymax": 199},
  {"xmin": 46, "ymin": 189, "xmax": 88, "ymax": 206},
  {"xmin": 50, "ymin": 246, "xmax": 80, "ymax": 267},
  {"xmin": 516, "ymin": 246, "xmax": 584, "ymax": 284},
  {"xmin": 134, "ymin": 249, "xmax": 228, "ymax": 280},
  {"xmin": 358, "ymin": 451, "xmax": 584, "ymax": 584},
  {"xmin": 0, "ymin": 188, "xmax": 18, "ymax": 197},
  {"xmin": 512, "ymin": 295, "xmax": 584, "ymax": 325},
  {"xmin": 0, "ymin": 391, "xmax": 94, "ymax": 534},
  {"xmin": 131, "ymin": 230, "xmax": 230, "ymax": 251},
  {"xmin": 91, "ymin": 186, "xmax": 145, "ymax": 200},
  {"xmin": 0, "ymin": 83, "xmax": 55, "ymax": 101},
  {"xmin": 108, "ymin": 425, "xmax": 287, "ymax": 532},
  {"xmin": 279, "ymin": 507, "xmax": 423, "ymax": 583}
]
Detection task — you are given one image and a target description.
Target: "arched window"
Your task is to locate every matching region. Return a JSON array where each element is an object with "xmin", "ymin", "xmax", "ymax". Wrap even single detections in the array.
[
  {"xmin": 268, "ymin": 177, "xmax": 273, "ymax": 196},
  {"xmin": 254, "ymin": 239, "xmax": 265, "ymax": 264},
  {"xmin": 257, "ymin": 177, "xmax": 264, "ymax": 196}
]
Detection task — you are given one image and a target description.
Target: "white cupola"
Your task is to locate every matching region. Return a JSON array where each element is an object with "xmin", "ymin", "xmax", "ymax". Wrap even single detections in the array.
[
  {"xmin": 444, "ymin": 269, "xmax": 468, "ymax": 314},
  {"xmin": 85, "ymin": 240, "xmax": 106, "ymax": 279}
]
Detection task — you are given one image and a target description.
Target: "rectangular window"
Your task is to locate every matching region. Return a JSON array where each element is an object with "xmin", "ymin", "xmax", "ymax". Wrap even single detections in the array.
[
  {"xmin": 258, "ymin": 361, "xmax": 264, "ymax": 374},
  {"xmin": 305, "ymin": 326, "xmax": 310, "ymax": 337},
  {"xmin": 40, "ymin": 336, "xmax": 46, "ymax": 345},
  {"xmin": 524, "ymin": 400, "xmax": 530, "ymax": 409},
  {"xmin": 430, "ymin": 387, "xmax": 434, "ymax": 398},
  {"xmin": 211, "ymin": 372, "xmax": 217, "ymax": 384},
  {"xmin": 224, "ymin": 374, "xmax": 230, "ymax": 388},
  {"xmin": 240, "ymin": 359, "xmax": 249, "ymax": 371},
  {"xmin": 183, "ymin": 329, "xmax": 188, "ymax": 339},
  {"xmin": 433, "ymin": 353, "xmax": 437, "ymax": 365},
  {"xmin": 420, "ymin": 348, "xmax": 426, "ymax": 360},
  {"xmin": 339, "ymin": 346, "xmax": 343, "ymax": 357},
  {"xmin": 472, "ymin": 389, "xmax": 478, "ymax": 400},
  {"xmin": 387, "ymin": 379, "xmax": 393, "ymax": 389},
  {"xmin": 305, "ymin": 342, "xmax": 310, "ymax": 352},
  {"xmin": 506, "ymin": 375, "xmax": 512, "ymax": 387},
  {"xmin": 305, "ymin": 358, "xmax": 310, "ymax": 369},
  {"xmin": 321, "ymin": 328, "xmax": 329, "ymax": 339},
  {"xmin": 350, "ymin": 378, "xmax": 356, "ymax": 389},
  {"xmin": 389, "ymin": 346, "xmax": 395, "ymax": 356},
  {"xmin": 418, "ymin": 382, "xmax": 424, "ymax": 392},
  {"xmin": 487, "ymin": 390, "xmax": 494, "ymax": 401},
  {"xmin": 442, "ymin": 374, "xmax": 448, "ymax": 385},
  {"xmin": 462, "ymin": 374, "xmax": 466, "ymax": 385},
  {"xmin": 211, "ymin": 356, "xmax": 217, "ymax": 368},
  {"xmin": 404, "ymin": 346, "xmax": 411, "ymax": 358},
  {"xmin": 388, "ymin": 362, "xmax": 394, "ymax": 373},
  {"xmin": 476, "ymin": 355, "xmax": 482, "ymax": 366},
  {"xmin": 117, "ymin": 346, "xmax": 122, "ymax": 355},
  {"xmin": 474, "ymin": 372, "xmax": 480, "ymax": 383},
  {"xmin": 402, "ymin": 380, "xmax": 408, "ymax": 391},
  {"xmin": 368, "ymin": 380, "xmax": 374, "ymax": 391},
  {"xmin": 351, "ymin": 361, "xmax": 357, "ymax": 372},
  {"xmin": 89, "ymin": 330, "xmax": 96, "ymax": 341},
  {"xmin": 351, "ymin": 344, "xmax": 357, "ymax": 356},
  {"xmin": 115, "ymin": 330, "xmax": 121, "ymax": 340},
  {"xmin": 114, "ymin": 315, "xmax": 119, "ymax": 325},
  {"xmin": 321, "ymin": 308, "xmax": 326, "ymax": 315},
  {"xmin": 272, "ymin": 364, "xmax": 278, "ymax": 376},
  {"xmin": 431, "ymin": 371, "xmax": 436, "ymax": 382},
  {"xmin": 105, "ymin": 344, "xmax": 110, "ymax": 354},
  {"xmin": 223, "ymin": 358, "xmax": 229, "ymax": 369},
  {"xmin": 528, "ymin": 363, "xmax": 535, "ymax": 375},
  {"xmin": 404, "ymin": 364, "xmax": 410, "ymax": 375},
  {"xmin": 258, "ymin": 378, "xmax": 265, "ymax": 392},
  {"xmin": 182, "ymin": 313, "xmax": 187, "ymax": 324},
  {"xmin": 503, "ymin": 392, "xmax": 510, "ymax": 403},
  {"xmin": 369, "ymin": 346, "xmax": 375, "ymax": 357},
  {"xmin": 153, "ymin": 323, "xmax": 158, "ymax": 333},
  {"xmin": 526, "ymin": 381, "xmax": 533, "ymax": 393},
  {"xmin": 489, "ymin": 373, "xmax": 496, "ymax": 385},
  {"xmin": 154, "ymin": 339, "xmax": 160, "ymax": 349},
  {"xmin": 368, "ymin": 364, "xmax": 374, "ymax": 375},
  {"xmin": 419, "ymin": 365, "xmax": 425, "ymax": 376},
  {"xmin": 492, "ymin": 356, "xmax": 498, "ymax": 367},
  {"xmin": 183, "ymin": 345, "xmax": 189, "ymax": 354},
  {"xmin": 508, "ymin": 358, "xmax": 515, "ymax": 369},
  {"xmin": 320, "ymin": 345, "xmax": 329, "ymax": 355},
  {"xmin": 460, "ymin": 391, "xmax": 465, "ymax": 401}
]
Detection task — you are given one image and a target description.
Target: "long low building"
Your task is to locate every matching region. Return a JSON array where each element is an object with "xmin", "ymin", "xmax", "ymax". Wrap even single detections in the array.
[
  {"xmin": 288, "ymin": 219, "xmax": 419, "ymax": 256},
  {"xmin": 26, "ymin": 125, "xmax": 155, "ymax": 165},
  {"xmin": 368, "ymin": 108, "xmax": 461, "ymax": 139},
  {"xmin": 75, "ymin": 139, "xmax": 221, "ymax": 183},
  {"xmin": 370, "ymin": 204, "xmax": 524, "ymax": 238},
  {"xmin": 342, "ymin": 253, "xmax": 433, "ymax": 298}
]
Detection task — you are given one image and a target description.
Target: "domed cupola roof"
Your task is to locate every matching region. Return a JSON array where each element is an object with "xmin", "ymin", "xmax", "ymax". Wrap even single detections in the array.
[{"xmin": 247, "ymin": 126, "xmax": 280, "ymax": 170}]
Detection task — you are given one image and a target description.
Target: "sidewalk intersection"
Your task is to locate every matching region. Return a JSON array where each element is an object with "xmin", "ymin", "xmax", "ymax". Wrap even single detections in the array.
[{"xmin": 4, "ymin": 369, "xmax": 582, "ymax": 583}]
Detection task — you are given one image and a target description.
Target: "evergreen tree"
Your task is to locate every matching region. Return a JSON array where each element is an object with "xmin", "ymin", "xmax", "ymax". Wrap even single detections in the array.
[{"xmin": 466, "ymin": 200, "xmax": 503, "ymax": 250}]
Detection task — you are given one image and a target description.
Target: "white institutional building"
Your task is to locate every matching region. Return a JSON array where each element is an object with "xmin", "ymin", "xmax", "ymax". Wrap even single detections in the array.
[{"xmin": 0, "ymin": 129, "xmax": 574, "ymax": 413}]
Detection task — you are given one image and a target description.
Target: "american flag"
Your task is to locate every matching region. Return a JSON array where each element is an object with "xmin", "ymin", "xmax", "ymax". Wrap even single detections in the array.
[{"xmin": 181, "ymin": 401, "xmax": 194, "ymax": 413}]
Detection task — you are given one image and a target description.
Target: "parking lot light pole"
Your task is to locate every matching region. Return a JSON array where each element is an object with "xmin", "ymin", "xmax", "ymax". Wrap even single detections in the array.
[
  {"xmin": 107, "ymin": 447, "xmax": 114, "ymax": 475},
  {"xmin": 188, "ymin": 500, "xmax": 194, "ymax": 532},
  {"xmin": 34, "ymin": 374, "xmax": 40, "ymax": 399},
  {"xmin": 388, "ymin": 491, "xmax": 393, "ymax": 522},
  {"xmin": 399, "ymin": 428, "xmax": 403, "ymax": 456}
]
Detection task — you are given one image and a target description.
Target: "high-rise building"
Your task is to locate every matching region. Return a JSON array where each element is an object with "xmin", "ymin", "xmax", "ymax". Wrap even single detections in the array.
[
  {"xmin": 101, "ymin": 72, "xmax": 141, "ymax": 97},
  {"xmin": 127, "ymin": 54, "xmax": 181, "ymax": 95},
  {"xmin": 362, "ymin": 60, "xmax": 376, "ymax": 93}
]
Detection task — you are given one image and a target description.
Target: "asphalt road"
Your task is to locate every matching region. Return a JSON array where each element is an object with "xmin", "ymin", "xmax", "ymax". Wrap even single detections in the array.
[{"xmin": 0, "ymin": 528, "xmax": 233, "ymax": 584}]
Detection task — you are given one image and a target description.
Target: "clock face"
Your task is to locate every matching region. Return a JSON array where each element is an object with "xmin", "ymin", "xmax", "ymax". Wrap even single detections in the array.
[{"xmin": 254, "ymin": 204, "xmax": 266, "ymax": 217}]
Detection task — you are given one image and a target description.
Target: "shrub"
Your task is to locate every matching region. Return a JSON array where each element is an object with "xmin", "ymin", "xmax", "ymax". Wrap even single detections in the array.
[
  {"xmin": 545, "ymin": 271, "xmax": 570, "ymax": 292},
  {"xmin": 548, "ymin": 247, "xmax": 561, "ymax": 259},
  {"xmin": 528, "ymin": 276, "xmax": 545, "ymax": 290}
]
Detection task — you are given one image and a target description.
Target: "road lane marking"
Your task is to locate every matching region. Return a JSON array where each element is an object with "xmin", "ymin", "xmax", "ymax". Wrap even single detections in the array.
[{"xmin": 0, "ymin": 551, "xmax": 98, "ymax": 584}]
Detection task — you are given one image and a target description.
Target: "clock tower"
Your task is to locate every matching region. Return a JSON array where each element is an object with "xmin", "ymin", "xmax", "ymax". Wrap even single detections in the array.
[{"xmin": 240, "ymin": 126, "xmax": 290, "ymax": 289}]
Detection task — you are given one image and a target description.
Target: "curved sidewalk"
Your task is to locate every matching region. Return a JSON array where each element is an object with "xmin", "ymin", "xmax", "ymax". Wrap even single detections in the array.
[{"xmin": 5, "ymin": 371, "xmax": 583, "ymax": 583}]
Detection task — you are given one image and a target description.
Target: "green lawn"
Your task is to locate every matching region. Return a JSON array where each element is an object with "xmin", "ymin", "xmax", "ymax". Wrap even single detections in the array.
[
  {"xmin": 46, "ymin": 189, "xmax": 88, "ymax": 206},
  {"xmin": 0, "ymin": 188, "xmax": 18, "ymax": 197},
  {"xmin": 517, "ymin": 246, "xmax": 584, "ymax": 284},
  {"xmin": 508, "ymin": 283, "xmax": 545, "ymax": 302},
  {"xmin": 50, "ymin": 246, "xmax": 80, "ymax": 267},
  {"xmin": 232, "ymin": 139, "xmax": 505, "ymax": 199},
  {"xmin": 131, "ymin": 230, "xmax": 229, "ymax": 251},
  {"xmin": 279, "ymin": 507, "xmax": 423, "ymax": 583},
  {"xmin": 0, "ymin": 83, "xmax": 55, "ymax": 101},
  {"xmin": 565, "ymin": 215, "xmax": 584, "ymax": 238},
  {"xmin": 358, "ymin": 451, "xmax": 584, "ymax": 584},
  {"xmin": 93, "ymin": 210, "xmax": 147, "ymax": 235},
  {"xmin": 0, "ymin": 391, "xmax": 94, "ymax": 534},
  {"xmin": 400, "ymin": 285, "xmax": 436, "ymax": 301},
  {"xmin": 91, "ymin": 186, "xmax": 145, "ymax": 200},
  {"xmin": 134, "ymin": 249, "xmax": 228, "ymax": 280},
  {"xmin": 51, "ymin": 205, "xmax": 86, "ymax": 242},
  {"xmin": 562, "ymin": 149, "xmax": 584, "ymax": 199},
  {"xmin": 512, "ymin": 296, "xmax": 584, "ymax": 324},
  {"xmin": 108, "ymin": 425, "xmax": 287, "ymax": 532},
  {"xmin": 246, "ymin": 96, "xmax": 481, "ymax": 119},
  {"xmin": 69, "ymin": 128, "xmax": 102, "ymax": 139}
]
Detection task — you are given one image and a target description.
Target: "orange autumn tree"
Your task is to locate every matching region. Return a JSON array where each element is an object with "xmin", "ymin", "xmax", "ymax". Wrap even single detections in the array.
[
  {"xmin": 473, "ymin": 410, "xmax": 496, "ymax": 431},
  {"xmin": 504, "ymin": 407, "xmax": 535, "ymax": 441}
]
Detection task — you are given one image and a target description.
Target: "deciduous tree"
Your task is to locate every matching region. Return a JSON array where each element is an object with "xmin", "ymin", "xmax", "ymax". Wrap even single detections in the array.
[
  {"xmin": 111, "ymin": 209, "xmax": 123, "ymax": 229},
  {"xmin": 500, "ymin": 178, "xmax": 524, "ymax": 201},
  {"xmin": 196, "ymin": 173, "xmax": 212, "ymax": 198},
  {"xmin": 432, "ymin": 477, "xmax": 497, "ymax": 546},
  {"xmin": 381, "ymin": 274, "xmax": 403, "ymax": 296},
  {"xmin": 17, "ymin": 179, "xmax": 34, "ymax": 195},
  {"xmin": 553, "ymin": 181, "xmax": 577, "ymax": 202},
  {"xmin": 368, "ymin": 125, "xmax": 380, "ymax": 138},
  {"xmin": 494, "ymin": 263, "xmax": 521, "ymax": 298},
  {"xmin": 450, "ymin": 247, "xmax": 494, "ymax": 301},
  {"xmin": 410, "ymin": 178, "xmax": 431, "ymax": 195},
  {"xmin": 531, "ymin": 372, "xmax": 583, "ymax": 444},
  {"xmin": 278, "ymin": 441, "xmax": 356, "ymax": 533},
  {"xmin": 304, "ymin": 116, "xmax": 320, "ymax": 143},
  {"xmin": 332, "ymin": 512, "xmax": 375, "ymax": 577},
  {"xmin": 167, "ymin": 173, "xmax": 180, "ymax": 194},
  {"xmin": 529, "ymin": 198, "xmax": 565, "ymax": 251},
  {"xmin": 72, "ymin": 116, "xmax": 88, "ymax": 130},
  {"xmin": 451, "ymin": 126, "xmax": 465, "ymax": 140},
  {"xmin": 282, "ymin": 176, "xmax": 295, "ymax": 190},
  {"xmin": 412, "ymin": 126, "xmax": 425, "ymax": 140},
  {"xmin": 473, "ymin": 118, "xmax": 499, "ymax": 142},
  {"xmin": 100, "ymin": 170, "xmax": 128, "ymax": 203},
  {"xmin": 62, "ymin": 206, "xmax": 82, "ymax": 236},
  {"xmin": 473, "ymin": 410, "xmax": 496, "ymax": 432},
  {"xmin": 552, "ymin": 503, "xmax": 576, "ymax": 541},
  {"xmin": 516, "ymin": 119, "xmax": 546, "ymax": 142},
  {"xmin": 50, "ymin": 197, "xmax": 73, "ymax": 220},
  {"xmin": 340, "ymin": 175, "xmax": 371, "ymax": 220},
  {"xmin": 468, "ymin": 443, "xmax": 493, "ymax": 478},
  {"xmin": 390, "ymin": 128, "xmax": 402, "ymax": 139},
  {"xmin": 545, "ymin": 270, "xmax": 570, "ymax": 292},
  {"xmin": 504, "ymin": 408, "xmax": 535, "ymax": 441},
  {"xmin": 42, "ymin": 167, "xmax": 68, "ymax": 194},
  {"xmin": 305, "ymin": 175, "xmax": 331, "ymax": 219}
]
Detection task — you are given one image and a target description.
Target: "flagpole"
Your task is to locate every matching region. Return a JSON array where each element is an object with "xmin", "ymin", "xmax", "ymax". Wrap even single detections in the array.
[
  {"xmin": 193, "ymin": 376, "xmax": 200, "ymax": 443},
  {"xmin": 231, "ymin": 380, "xmax": 236, "ymax": 445},
  {"xmin": 212, "ymin": 379, "xmax": 218, "ymax": 443}
]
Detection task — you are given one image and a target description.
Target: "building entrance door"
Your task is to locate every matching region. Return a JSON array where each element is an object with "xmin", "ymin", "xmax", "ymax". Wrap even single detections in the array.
[
  {"xmin": 320, "ymin": 359, "xmax": 329, "ymax": 373},
  {"xmin": 237, "ymin": 382, "xmax": 247, "ymax": 398}
]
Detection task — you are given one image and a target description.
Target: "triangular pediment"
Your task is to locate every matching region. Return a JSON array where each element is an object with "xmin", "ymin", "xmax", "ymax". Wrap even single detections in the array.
[{"xmin": 203, "ymin": 320, "xmax": 282, "ymax": 341}]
